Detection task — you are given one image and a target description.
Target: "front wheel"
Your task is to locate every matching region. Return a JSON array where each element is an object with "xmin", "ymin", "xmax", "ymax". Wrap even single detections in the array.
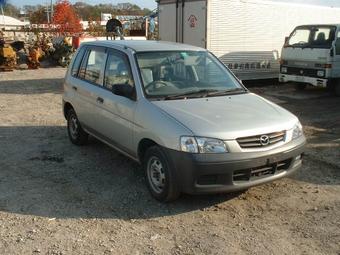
[
  {"xmin": 328, "ymin": 79, "xmax": 340, "ymax": 96},
  {"xmin": 143, "ymin": 146, "xmax": 180, "ymax": 202},
  {"xmin": 67, "ymin": 108, "xmax": 88, "ymax": 145},
  {"xmin": 333, "ymin": 81, "xmax": 340, "ymax": 97},
  {"xmin": 294, "ymin": 83, "xmax": 307, "ymax": 91}
]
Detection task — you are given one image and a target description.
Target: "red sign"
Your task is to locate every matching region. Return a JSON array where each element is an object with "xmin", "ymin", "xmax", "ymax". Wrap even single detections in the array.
[{"xmin": 188, "ymin": 15, "xmax": 198, "ymax": 28}]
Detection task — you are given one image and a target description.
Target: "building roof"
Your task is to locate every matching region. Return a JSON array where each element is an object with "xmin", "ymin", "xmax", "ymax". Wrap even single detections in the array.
[
  {"xmin": 81, "ymin": 40, "xmax": 204, "ymax": 52},
  {"xmin": 0, "ymin": 15, "xmax": 27, "ymax": 26}
]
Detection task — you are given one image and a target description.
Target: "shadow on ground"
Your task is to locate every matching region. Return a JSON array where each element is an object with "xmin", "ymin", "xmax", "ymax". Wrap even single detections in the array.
[
  {"xmin": 0, "ymin": 78, "xmax": 64, "ymax": 94},
  {"xmin": 0, "ymin": 125, "xmax": 243, "ymax": 220}
]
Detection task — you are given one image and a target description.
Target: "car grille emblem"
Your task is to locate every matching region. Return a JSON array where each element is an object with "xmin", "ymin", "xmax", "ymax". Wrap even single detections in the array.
[{"xmin": 260, "ymin": 135, "xmax": 270, "ymax": 146}]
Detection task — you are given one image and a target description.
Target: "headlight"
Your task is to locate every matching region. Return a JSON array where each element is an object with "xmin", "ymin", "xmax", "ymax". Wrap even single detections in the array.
[
  {"xmin": 180, "ymin": 136, "xmax": 198, "ymax": 153},
  {"xmin": 292, "ymin": 122, "xmax": 303, "ymax": 140},
  {"xmin": 180, "ymin": 136, "xmax": 228, "ymax": 153},
  {"xmin": 317, "ymin": 70, "xmax": 325, "ymax": 77},
  {"xmin": 281, "ymin": 67, "xmax": 287, "ymax": 73}
]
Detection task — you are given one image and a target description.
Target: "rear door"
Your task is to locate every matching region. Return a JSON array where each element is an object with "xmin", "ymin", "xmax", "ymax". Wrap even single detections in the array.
[
  {"xmin": 74, "ymin": 46, "xmax": 107, "ymax": 130},
  {"xmin": 182, "ymin": 0, "xmax": 207, "ymax": 48}
]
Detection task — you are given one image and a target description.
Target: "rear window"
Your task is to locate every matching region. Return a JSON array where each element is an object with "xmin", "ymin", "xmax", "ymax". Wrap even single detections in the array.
[{"xmin": 71, "ymin": 47, "xmax": 86, "ymax": 77}]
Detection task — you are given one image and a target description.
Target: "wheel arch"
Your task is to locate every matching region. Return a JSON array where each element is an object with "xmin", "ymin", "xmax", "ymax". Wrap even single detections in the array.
[
  {"xmin": 63, "ymin": 102, "xmax": 74, "ymax": 119},
  {"xmin": 137, "ymin": 138, "xmax": 158, "ymax": 163}
]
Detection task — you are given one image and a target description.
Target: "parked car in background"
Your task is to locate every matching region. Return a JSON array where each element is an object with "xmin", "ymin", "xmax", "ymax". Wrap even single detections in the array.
[
  {"xmin": 62, "ymin": 40, "xmax": 306, "ymax": 202},
  {"xmin": 280, "ymin": 24, "xmax": 340, "ymax": 96}
]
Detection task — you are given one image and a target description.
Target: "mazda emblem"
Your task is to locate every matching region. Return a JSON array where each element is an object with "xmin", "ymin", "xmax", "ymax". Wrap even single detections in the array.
[{"xmin": 260, "ymin": 135, "xmax": 270, "ymax": 146}]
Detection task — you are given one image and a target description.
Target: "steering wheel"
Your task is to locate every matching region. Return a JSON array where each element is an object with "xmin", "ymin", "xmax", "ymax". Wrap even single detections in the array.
[{"xmin": 145, "ymin": 80, "xmax": 176, "ymax": 91}]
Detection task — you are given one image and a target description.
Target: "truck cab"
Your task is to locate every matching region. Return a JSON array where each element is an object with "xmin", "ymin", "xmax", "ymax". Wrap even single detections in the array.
[{"xmin": 279, "ymin": 24, "xmax": 340, "ymax": 96}]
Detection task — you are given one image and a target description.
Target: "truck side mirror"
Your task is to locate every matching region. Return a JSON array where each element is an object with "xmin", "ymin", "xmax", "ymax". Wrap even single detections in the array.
[
  {"xmin": 284, "ymin": 36, "xmax": 289, "ymax": 47},
  {"xmin": 336, "ymin": 38, "xmax": 340, "ymax": 55}
]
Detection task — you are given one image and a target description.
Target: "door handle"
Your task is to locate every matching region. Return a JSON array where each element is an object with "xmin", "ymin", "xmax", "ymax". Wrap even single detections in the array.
[
  {"xmin": 96, "ymin": 97, "xmax": 104, "ymax": 104},
  {"xmin": 72, "ymin": 86, "xmax": 78, "ymax": 91}
]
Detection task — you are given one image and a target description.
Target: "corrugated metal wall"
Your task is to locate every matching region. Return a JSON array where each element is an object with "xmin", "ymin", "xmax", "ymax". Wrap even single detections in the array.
[{"xmin": 208, "ymin": 0, "xmax": 340, "ymax": 80}]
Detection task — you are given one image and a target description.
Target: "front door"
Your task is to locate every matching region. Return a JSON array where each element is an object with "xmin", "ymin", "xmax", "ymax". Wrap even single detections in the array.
[
  {"xmin": 332, "ymin": 31, "xmax": 340, "ymax": 78},
  {"xmin": 94, "ymin": 49, "xmax": 137, "ymax": 156}
]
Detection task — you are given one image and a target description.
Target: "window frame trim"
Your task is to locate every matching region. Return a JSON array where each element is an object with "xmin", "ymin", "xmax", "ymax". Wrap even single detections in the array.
[
  {"xmin": 76, "ymin": 46, "xmax": 108, "ymax": 88},
  {"xmin": 102, "ymin": 48, "xmax": 137, "ymax": 98}
]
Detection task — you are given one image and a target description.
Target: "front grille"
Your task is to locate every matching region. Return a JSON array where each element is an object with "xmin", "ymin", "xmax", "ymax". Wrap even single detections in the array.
[
  {"xmin": 233, "ymin": 159, "xmax": 292, "ymax": 182},
  {"xmin": 237, "ymin": 131, "xmax": 286, "ymax": 149},
  {"xmin": 284, "ymin": 66, "xmax": 323, "ymax": 78}
]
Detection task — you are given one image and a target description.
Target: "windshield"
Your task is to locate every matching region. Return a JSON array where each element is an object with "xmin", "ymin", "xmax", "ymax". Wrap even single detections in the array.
[
  {"xmin": 136, "ymin": 51, "xmax": 245, "ymax": 99},
  {"xmin": 287, "ymin": 26, "xmax": 336, "ymax": 49}
]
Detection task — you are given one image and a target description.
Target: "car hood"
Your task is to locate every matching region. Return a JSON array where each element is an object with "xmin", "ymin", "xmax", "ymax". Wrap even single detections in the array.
[{"xmin": 152, "ymin": 93, "xmax": 298, "ymax": 140}]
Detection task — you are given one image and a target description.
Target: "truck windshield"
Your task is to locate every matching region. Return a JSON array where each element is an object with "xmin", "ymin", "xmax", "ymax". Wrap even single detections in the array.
[
  {"xmin": 287, "ymin": 26, "xmax": 336, "ymax": 49},
  {"xmin": 136, "ymin": 51, "xmax": 245, "ymax": 99}
]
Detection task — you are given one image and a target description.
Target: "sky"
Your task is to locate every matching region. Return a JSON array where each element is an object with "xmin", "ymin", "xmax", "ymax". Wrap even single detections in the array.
[{"xmin": 6, "ymin": 0, "xmax": 340, "ymax": 10}]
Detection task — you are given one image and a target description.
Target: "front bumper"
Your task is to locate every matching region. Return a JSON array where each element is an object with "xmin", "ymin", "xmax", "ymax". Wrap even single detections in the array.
[
  {"xmin": 279, "ymin": 73, "xmax": 327, "ymax": 87},
  {"xmin": 165, "ymin": 136, "xmax": 306, "ymax": 194}
]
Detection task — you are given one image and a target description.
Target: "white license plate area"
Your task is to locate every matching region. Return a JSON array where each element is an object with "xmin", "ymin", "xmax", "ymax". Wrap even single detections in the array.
[{"xmin": 295, "ymin": 76, "xmax": 305, "ymax": 82}]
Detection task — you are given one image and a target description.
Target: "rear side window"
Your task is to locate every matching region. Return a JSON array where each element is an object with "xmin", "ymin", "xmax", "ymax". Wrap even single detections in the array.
[
  {"xmin": 71, "ymin": 47, "xmax": 86, "ymax": 77},
  {"xmin": 79, "ymin": 47, "xmax": 107, "ymax": 86}
]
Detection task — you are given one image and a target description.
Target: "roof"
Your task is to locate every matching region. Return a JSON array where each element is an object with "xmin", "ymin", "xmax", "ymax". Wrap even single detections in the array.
[
  {"xmin": 0, "ymin": 15, "xmax": 27, "ymax": 26},
  {"xmin": 81, "ymin": 40, "xmax": 205, "ymax": 52}
]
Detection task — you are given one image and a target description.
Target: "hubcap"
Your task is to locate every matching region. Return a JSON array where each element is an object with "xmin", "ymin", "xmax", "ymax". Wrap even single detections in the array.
[
  {"xmin": 69, "ymin": 115, "xmax": 79, "ymax": 139},
  {"xmin": 147, "ymin": 156, "xmax": 166, "ymax": 194}
]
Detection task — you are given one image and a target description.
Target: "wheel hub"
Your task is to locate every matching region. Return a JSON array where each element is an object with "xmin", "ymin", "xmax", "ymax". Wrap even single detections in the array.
[{"xmin": 147, "ymin": 156, "xmax": 165, "ymax": 194}]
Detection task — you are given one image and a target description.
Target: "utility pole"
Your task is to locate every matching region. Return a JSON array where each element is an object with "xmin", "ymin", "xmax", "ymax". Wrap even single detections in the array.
[
  {"xmin": 45, "ymin": 3, "xmax": 50, "ymax": 23},
  {"xmin": 50, "ymin": 0, "xmax": 54, "ymax": 21}
]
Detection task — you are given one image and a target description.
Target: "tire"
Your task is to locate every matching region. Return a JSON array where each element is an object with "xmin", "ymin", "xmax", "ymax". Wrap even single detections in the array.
[
  {"xmin": 143, "ymin": 146, "xmax": 180, "ymax": 202},
  {"xmin": 294, "ymin": 83, "xmax": 307, "ymax": 91},
  {"xmin": 66, "ymin": 108, "xmax": 88, "ymax": 145},
  {"xmin": 328, "ymin": 79, "xmax": 340, "ymax": 96},
  {"xmin": 335, "ymin": 84, "xmax": 340, "ymax": 96}
]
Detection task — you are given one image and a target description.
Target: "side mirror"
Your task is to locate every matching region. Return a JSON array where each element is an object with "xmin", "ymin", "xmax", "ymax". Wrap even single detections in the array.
[
  {"xmin": 112, "ymin": 84, "xmax": 135, "ymax": 100},
  {"xmin": 335, "ymin": 38, "xmax": 340, "ymax": 55},
  {"xmin": 284, "ymin": 36, "xmax": 289, "ymax": 47}
]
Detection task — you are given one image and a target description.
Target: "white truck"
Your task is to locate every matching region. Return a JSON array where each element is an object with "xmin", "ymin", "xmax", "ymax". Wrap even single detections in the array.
[
  {"xmin": 157, "ymin": 0, "xmax": 340, "ymax": 81},
  {"xmin": 279, "ymin": 24, "xmax": 340, "ymax": 96}
]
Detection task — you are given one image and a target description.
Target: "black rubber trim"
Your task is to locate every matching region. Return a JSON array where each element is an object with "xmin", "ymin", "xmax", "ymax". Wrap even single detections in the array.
[{"xmin": 162, "ymin": 136, "xmax": 306, "ymax": 194}]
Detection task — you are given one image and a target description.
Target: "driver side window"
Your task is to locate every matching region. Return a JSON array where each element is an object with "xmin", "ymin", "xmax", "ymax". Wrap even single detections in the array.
[{"xmin": 104, "ymin": 51, "xmax": 134, "ymax": 91}]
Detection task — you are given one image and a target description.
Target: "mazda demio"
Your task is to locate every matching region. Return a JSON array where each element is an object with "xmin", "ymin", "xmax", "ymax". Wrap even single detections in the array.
[{"xmin": 63, "ymin": 41, "xmax": 306, "ymax": 202}]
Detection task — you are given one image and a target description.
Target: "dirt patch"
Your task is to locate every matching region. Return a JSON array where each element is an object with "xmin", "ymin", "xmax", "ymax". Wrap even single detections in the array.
[{"xmin": 0, "ymin": 69, "xmax": 339, "ymax": 254}]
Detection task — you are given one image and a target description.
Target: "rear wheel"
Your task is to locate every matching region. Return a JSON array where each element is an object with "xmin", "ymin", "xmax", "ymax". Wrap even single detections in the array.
[
  {"xmin": 67, "ymin": 108, "xmax": 88, "ymax": 145},
  {"xmin": 143, "ymin": 146, "xmax": 180, "ymax": 202}
]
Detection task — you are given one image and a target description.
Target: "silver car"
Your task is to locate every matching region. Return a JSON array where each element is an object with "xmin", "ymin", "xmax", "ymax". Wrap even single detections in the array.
[{"xmin": 63, "ymin": 41, "xmax": 306, "ymax": 202}]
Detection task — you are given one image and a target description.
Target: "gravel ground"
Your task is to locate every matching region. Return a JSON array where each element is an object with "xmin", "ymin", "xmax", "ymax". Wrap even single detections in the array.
[{"xmin": 0, "ymin": 68, "xmax": 339, "ymax": 255}]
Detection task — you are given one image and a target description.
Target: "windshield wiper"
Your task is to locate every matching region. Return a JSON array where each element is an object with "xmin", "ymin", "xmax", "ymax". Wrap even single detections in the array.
[
  {"xmin": 206, "ymin": 88, "xmax": 246, "ymax": 97},
  {"xmin": 164, "ymin": 89, "xmax": 220, "ymax": 100}
]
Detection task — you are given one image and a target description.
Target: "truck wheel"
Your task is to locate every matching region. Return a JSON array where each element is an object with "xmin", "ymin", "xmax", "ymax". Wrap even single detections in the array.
[
  {"xmin": 67, "ymin": 108, "xmax": 88, "ymax": 145},
  {"xmin": 335, "ymin": 84, "xmax": 340, "ymax": 97},
  {"xmin": 294, "ymin": 83, "xmax": 307, "ymax": 91},
  {"xmin": 144, "ymin": 146, "xmax": 180, "ymax": 202}
]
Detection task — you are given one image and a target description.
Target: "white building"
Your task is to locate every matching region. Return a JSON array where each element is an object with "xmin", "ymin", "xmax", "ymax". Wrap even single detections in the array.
[{"xmin": 0, "ymin": 15, "xmax": 29, "ymax": 30}]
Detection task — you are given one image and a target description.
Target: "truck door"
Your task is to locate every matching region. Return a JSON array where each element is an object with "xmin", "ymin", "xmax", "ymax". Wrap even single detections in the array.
[
  {"xmin": 158, "ymin": 0, "xmax": 207, "ymax": 48},
  {"xmin": 158, "ymin": 1, "xmax": 177, "ymax": 42},
  {"xmin": 332, "ymin": 30, "xmax": 340, "ymax": 78},
  {"xmin": 182, "ymin": 0, "xmax": 207, "ymax": 48}
]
